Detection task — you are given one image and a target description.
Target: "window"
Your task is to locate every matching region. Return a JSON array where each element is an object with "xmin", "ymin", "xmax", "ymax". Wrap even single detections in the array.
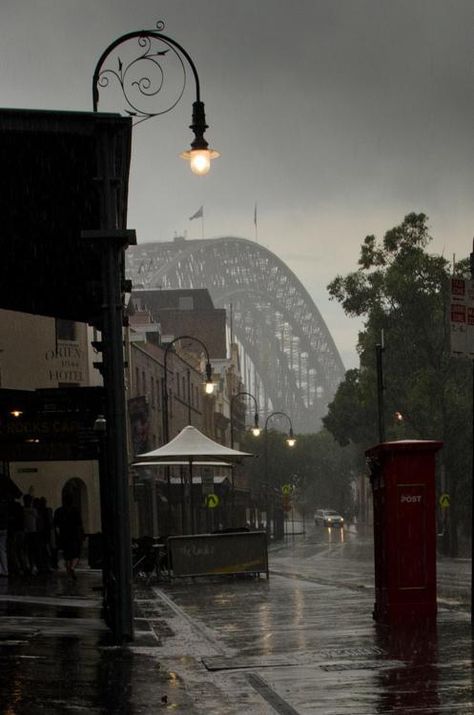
[{"xmin": 56, "ymin": 319, "xmax": 76, "ymax": 341}]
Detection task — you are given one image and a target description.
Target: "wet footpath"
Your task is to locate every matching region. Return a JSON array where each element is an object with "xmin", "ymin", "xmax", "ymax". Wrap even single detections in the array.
[{"xmin": 1, "ymin": 533, "xmax": 474, "ymax": 714}]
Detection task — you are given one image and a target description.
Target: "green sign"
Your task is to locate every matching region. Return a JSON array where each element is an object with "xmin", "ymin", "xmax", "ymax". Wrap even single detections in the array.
[
  {"xmin": 206, "ymin": 493, "xmax": 220, "ymax": 509},
  {"xmin": 439, "ymin": 493, "xmax": 450, "ymax": 509}
]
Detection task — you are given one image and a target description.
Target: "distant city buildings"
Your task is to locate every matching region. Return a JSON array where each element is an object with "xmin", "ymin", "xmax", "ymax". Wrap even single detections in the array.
[{"xmin": 0, "ymin": 287, "xmax": 250, "ymax": 538}]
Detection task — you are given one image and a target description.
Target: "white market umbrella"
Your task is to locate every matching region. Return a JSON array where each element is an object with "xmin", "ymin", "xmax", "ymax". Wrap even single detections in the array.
[
  {"xmin": 136, "ymin": 426, "xmax": 254, "ymax": 533},
  {"xmin": 137, "ymin": 425, "xmax": 253, "ymax": 463}
]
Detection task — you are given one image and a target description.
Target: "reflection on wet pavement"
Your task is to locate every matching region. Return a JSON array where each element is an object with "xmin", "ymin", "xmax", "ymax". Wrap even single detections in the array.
[
  {"xmin": 0, "ymin": 526, "xmax": 473, "ymax": 713},
  {"xmin": 0, "ymin": 572, "xmax": 200, "ymax": 713}
]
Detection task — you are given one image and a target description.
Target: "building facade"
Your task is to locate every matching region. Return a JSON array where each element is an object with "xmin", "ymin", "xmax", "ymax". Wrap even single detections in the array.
[
  {"xmin": 0, "ymin": 309, "xmax": 102, "ymax": 534},
  {"xmin": 0, "ymin": 286, "xmax": 250, "ymax": 544},
  {"xmin": 126, "ymin": 289, "xmax": 245, "ymax": 536}
]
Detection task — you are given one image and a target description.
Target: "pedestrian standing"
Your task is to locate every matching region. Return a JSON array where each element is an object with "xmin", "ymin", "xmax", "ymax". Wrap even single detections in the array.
[
  {"xmin": 23, "ymin": 494, "xmax": 39, "ymax": 575},
  {"xmin": 39, "ymin": 497, "xmax": 55, "ymax": 570},
  {"xmin": 54, "ymin": 495, "xmax": 84, "ymax": 580},
  {"xmin": 34, "ymin": 496, "xmax": 55, "ymax": 573},
  {"xmin": 7, "ymin": 497, "xmax": 27, "ymax": 575}
]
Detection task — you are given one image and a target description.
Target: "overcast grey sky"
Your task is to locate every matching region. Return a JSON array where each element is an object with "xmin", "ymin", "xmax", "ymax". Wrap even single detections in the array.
[{"xmin": 2, "ymin": 0, "xmax": 473, "ymax": 368}]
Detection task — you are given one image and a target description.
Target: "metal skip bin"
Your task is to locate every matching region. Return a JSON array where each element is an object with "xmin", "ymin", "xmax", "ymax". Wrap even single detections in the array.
[{"xmin": 365, "ymin": 440, "xmax": 443, "ymax": 624}]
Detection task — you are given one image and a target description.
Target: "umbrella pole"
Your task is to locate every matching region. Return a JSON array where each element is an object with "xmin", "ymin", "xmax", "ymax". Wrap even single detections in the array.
[
  {"xmin": 190, "ymin": 459, "xmax": 195, "ymax": 534},
  {"xmin": 180, "ymin": 468, "xmax": 186, "ymax": 534}
]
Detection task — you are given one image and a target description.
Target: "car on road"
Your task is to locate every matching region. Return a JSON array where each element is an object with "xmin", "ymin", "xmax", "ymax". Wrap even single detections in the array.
[{"xmin": 314, "ymin": 509, "xmax": 345, "ymax": 528}]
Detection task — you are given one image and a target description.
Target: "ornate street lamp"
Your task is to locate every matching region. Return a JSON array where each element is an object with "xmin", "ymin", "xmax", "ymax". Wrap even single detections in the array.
[
  {"xmin": 263, "ymin": 411, "xmax": 296, "ymax": 540},
  {"xmin": 229, "ymin": 391, "xmax": 260, "ymax": 450},
  {"xmin": 91, "ymin": 21, "xmax": 218, "ymax": 643},
  {"xmin": 229, "ymin": 390, "xmax": 260, "ymax": 523},
  {"xmin": 163, "ymin": 335, "xmax": 215, "ymax": 443},
  {"xmin": 264, "ymin": 411, "xmax": 296, "ymax": 450},
  {"xmin": 161, "ymin": 335, "xmax": 214, "ymax": 537},
  {"xmin": 92, "ymin": 21, "xmax": 219, "ymax": 174}
]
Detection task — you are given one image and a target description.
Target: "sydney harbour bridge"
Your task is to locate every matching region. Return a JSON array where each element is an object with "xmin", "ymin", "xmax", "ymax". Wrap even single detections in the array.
[{"xmin": 126, "ymin": 236, "xmax": 345, "ymax": 433}]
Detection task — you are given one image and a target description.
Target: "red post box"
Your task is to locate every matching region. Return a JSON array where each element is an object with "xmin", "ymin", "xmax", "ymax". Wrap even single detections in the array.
[{"xmin": 365, "ymin": 439, "xmax": 443, "ymax": 624}]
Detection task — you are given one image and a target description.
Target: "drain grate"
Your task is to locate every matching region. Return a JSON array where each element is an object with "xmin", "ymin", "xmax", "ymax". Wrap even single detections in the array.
[
  {"xmin": 319, "ymin": 646, "xmax": 385, "ymax": 659},
  {"xmin": 320, "ymin": 662, "xmax": 382, "ymax": 672}
]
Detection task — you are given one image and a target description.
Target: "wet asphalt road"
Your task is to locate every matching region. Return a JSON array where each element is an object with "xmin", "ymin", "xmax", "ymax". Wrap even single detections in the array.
[{"xmin": 0, "ymin": 523, "xmax": 473, "ymax": 713}]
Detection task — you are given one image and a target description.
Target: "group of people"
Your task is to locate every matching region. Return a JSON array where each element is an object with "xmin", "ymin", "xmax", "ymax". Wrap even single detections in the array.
[{"xmin": 0, "ymin": 489, "xmax": 84, "ymax": 581}]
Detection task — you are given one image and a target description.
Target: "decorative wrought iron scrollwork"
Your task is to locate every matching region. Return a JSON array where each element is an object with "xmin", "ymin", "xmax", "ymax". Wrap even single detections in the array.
[{"xmin": 93, "ymin": 21, "xmax": 194, "ymax": 125}]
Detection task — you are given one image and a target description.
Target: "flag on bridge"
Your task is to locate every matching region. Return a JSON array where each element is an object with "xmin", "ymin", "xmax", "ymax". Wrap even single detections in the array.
[{"xmin": 189, "ymin": 206, "xmax": 203, "ymax": 221}]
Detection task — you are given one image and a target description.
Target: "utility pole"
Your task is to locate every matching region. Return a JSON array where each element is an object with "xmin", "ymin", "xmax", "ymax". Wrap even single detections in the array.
[
  {"xmin": 470, "ymin": 240, "xmax": 474, "ymax": 628},
  {"xmin": 375, "ymin": 330, "xmax": 385, "ymax": 443}
]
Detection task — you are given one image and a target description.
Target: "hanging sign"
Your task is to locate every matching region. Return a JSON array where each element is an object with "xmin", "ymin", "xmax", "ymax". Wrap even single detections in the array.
[{"xmin": 449, "ymin": 278, "xmax": 474, "ymax": 358}]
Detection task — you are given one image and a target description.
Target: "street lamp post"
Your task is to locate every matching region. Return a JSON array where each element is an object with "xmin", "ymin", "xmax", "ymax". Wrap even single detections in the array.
[
  {"xmin": 229, "ymin": 391, "xmax": 260, "ymax": 450},
  {"xmin": 375, "ymin": 330, "xmax": 385, "ymax": 443},
  {"xmin": 263, "ymin": 411, "xmax": 296, "ymax": 540},
  {"xmin": 229, "ymin": 391, "xmax": 261, "ymax": 525},
  {"xmin": 162, "ymin": 335, "xmax": 215, "ymax": 534},
  {"xmin": 92, "ymin": 21, "xmax": 218, "ymax": 642},
  {"xmin": 163, "ymin": 335, "xmax": 215, "ymax": 443},
  {"xmin": 92, "ymin": 21, "xmax": 219, "ymax": 174}
]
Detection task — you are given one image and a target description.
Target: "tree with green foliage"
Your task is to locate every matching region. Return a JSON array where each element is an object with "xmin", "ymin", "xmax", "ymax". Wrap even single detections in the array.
[
  {"xmin": 241, "ymin": 428, "xmax": 357, "ymax": 519},
  {"xmin": 324, "ymin": 212, "xmax": 472, "ymax": 555}
]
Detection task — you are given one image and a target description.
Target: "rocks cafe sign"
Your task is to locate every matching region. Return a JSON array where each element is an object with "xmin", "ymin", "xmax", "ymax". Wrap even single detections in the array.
[{"xmin": 0, "ymin": 387, "xmax": 104, "ymax": 461}]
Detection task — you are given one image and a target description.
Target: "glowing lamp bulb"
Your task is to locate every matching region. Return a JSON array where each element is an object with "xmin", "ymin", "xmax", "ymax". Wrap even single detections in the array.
[
  {"xmin": 180, "ymin": 148, "xmax": 220, "ymax": 175},
  {"xmin": 251, "ymin": 426, "xmax": 261, "ymax": 437},
  {"xmin": 190, "ymin": 150, "xmax": 211, "ymax": 175},
  {"xmin": 205, "ymin": 381, "xmax": 215, "ymax": 395}
]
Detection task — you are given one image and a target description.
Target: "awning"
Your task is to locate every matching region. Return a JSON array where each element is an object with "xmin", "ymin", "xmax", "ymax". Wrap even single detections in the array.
[{"xmin": 137, "ymin": 425, "xmax": 253, "ymax": 463}]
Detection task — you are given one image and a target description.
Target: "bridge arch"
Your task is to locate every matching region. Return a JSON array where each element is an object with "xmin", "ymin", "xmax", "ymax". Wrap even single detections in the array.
[{"xmin": 126, "ymin": 237, "xmax": 345, "ymax": 432}]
